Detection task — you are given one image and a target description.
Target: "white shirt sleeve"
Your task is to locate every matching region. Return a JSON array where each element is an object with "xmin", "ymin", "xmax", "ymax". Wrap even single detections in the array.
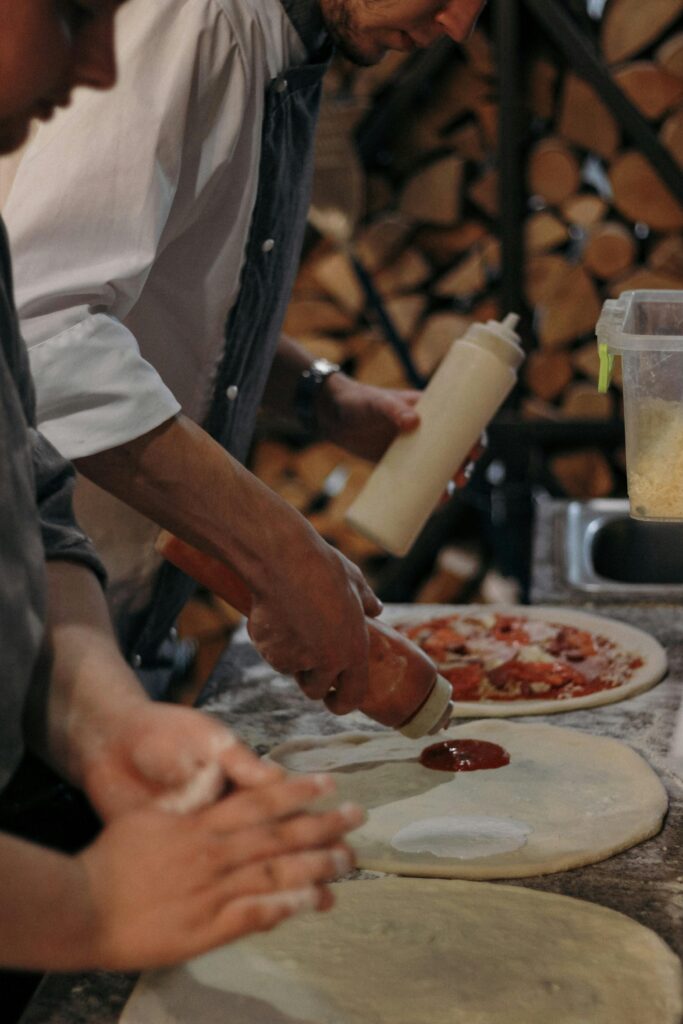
[{"xmin": 4, "ymin": 0, "xmax": 248, "ymax": 459}]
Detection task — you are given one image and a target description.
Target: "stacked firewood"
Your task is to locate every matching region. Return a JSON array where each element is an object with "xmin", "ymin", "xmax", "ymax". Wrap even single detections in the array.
[{"xmin": 251, "ymin": 2, "xmax": 683, "ymax": 597}]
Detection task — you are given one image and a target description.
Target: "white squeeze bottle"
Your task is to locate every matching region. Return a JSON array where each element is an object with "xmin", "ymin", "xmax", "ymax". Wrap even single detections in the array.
[{"xmin": 346, "ymin": 313, "xmax": 525, "ymax": 556}]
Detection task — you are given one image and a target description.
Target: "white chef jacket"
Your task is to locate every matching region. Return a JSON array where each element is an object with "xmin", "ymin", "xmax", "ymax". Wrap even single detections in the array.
[{"xmin": 4, "ymin": 0, "xmax": 309, "ymax": 627}]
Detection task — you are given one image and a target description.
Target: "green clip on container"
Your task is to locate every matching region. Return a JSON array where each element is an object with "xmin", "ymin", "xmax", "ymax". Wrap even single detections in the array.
[{"xmin": 598, "ymin": 289, "xmax": 683, "ymax": 521}]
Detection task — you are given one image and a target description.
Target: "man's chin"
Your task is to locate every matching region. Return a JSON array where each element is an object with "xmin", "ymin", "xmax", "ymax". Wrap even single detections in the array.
[
  {"xmin": 351, "ymin": 49, "xmax": 386, "ymax": 66},
  {"xmin": 332, "ymin": 34, "xmax": 386, "ymax": 66}
]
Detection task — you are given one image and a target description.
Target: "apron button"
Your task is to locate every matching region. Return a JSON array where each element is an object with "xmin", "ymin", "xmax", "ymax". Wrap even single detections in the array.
[
  {"xmin": 275, "ymin": 78, "xmax": 288, "ymax": 93},
  {"xmin": 261, "ymin": 238, "xmax": 275, "ymax": 253},
  {"xmin": 226, "ymin": 384, "xmax": 239, "ymax": 400}
]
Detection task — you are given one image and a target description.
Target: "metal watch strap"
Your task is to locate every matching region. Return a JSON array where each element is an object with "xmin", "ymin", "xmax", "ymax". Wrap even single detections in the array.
[{"xmin": 294, "ymin": 357, "xmax": 341, "ymax": 431}]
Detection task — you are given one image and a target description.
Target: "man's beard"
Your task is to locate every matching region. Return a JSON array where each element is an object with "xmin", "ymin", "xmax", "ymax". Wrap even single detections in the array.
[{"xmin": 320, "ymin": 0, "xmax": 385, "ymax": 66}]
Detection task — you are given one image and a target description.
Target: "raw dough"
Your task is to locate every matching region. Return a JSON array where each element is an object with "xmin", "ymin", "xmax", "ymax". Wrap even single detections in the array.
[
  {"xmin": 120, "ymin": 877, "xmax": 683, "ymax": 1024},
  {"xmin": 268, "ymin": 721, "xmax": 668, "ymax": 878},
  {"xmin": 380, "ymin": 604, "xmax": 668, "ymax": 717}
]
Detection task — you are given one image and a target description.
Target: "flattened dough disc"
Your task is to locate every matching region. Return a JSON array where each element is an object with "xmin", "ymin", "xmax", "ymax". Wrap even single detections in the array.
[
  {"xmin": 269, "ymin": 721, "xmax": 668, "ymax": 878},
  {"xmin": 121, "ymin": 878, "xmax": 683, "ymax": 1024}
]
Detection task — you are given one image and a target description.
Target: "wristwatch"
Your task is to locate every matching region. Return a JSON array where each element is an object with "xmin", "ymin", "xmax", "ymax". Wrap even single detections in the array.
[{"xmin": 295, "ymin": 357, "xmax": 341, "ymax": 432}]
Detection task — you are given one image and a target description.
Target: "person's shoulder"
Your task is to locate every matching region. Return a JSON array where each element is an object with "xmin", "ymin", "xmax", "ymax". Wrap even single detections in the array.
[
  {"xmin": 173, "ymin": 0, "xmax": 271, "ymax": 30},
  {"xmin": 117, "ymin": 0, "xmax": 241, "ymax": 41},
  {"xmin": 119, "ymin": 0, "xmax": 291, "ymax": 60},
  {"xmin": 207, "ymin": 0, "xmax": 293, "ymax": 41},
  {"xmin": 121, "ymin": 0, "xmax": 274, "ymax": 54}
]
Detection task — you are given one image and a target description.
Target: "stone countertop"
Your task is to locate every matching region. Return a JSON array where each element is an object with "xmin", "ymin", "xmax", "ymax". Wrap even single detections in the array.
[{"xmin": 20, "ymin": 505, "xmax": 683, "ymax": 1021}]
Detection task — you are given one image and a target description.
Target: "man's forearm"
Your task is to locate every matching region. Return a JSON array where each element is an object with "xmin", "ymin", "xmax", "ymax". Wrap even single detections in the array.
[
  {"xmin": 72, "ymin": 410, "xmax": 379, "ymax": 705},
  {"xmin": 0, "ymin": 833, "xmax": 95, "ymax": 970},
  {"xmin": 261, "ymin": 334, "xmax": 316, "ymax": 418},
  {"xmin": 74, "ymin": 413, "xmax": 317, "ymax": 591},
  {"xmin": 24, "ymin": 561, "xmax": 146, "ymax": 790}
]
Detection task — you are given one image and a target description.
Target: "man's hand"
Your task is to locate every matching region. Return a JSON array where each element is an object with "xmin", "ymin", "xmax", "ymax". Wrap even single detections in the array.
[
  {"xmin": 0, "ymin": 774, "xmax": 364, "ymax": 971},
  {"xmin": 74, "ymin": 415, "xmax": 384, "ymax": 716},
  {"xmin": 315, "ymin": 372, "xmax": 421, "ymax": 461},
  {"xmin": 78, "ymin": 772, "xmax": 363, "ymax": 970},
  {"xmin": 81, "ymin": 701, "xmax": 286, "ymax": 820},
  {"xmin": 29, "ymin": 561, "xmax": 293, "ymax": 817},
  {"xmin": 317, "ymin": 372, "xmax": 488, "ymax": 493},
  {"xmin": 247, "ymin": 527, "xmax": 382, "ymax": 715}
]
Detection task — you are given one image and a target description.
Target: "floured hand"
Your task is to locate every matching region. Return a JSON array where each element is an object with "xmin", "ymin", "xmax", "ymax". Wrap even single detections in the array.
[
  {"xmin": 82, "ymin": 702, "xmax": 284, "ymax": 820},
  {"xmin": 77, "ymin": 772, "xmax": 364, "ymax": 969}
]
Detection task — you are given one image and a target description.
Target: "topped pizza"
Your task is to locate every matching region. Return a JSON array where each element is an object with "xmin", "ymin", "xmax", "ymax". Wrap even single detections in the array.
[{"xmin": 386, "ymin": 605, "xmax": 667, "ymax": 717}]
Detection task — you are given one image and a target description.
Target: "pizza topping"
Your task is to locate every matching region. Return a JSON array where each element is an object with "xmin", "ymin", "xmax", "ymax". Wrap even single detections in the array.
[
  {"xmin": 442, "ymin": 663, "xmax": 485, "ymax": 700},
  {"xmin": 419, "ymin": 739, "xmax": 511, "ymax": 772},
  {"xmin": 402, "ymin": 619, "xmax": 470, "ymax": 660},
  {"xmin": 489, "ymin": 659, "xmax": 589, "ymax": 697},
  {"xmin": 515, "ymin": 644, "xmax": 556, "ymax": 665},
  {"xmin": 420, "ymin": 627, "xmax": 469, "ymax": 660},
  {"xmin": 491, "ymin": 615, "xmax": 530, "ymax": 645},
  {"xmin": 547, "ymin": 626, "xmax": 597, "ymax": 661},
  {"xmin": 397, "ymin": 611, "xmax": 642, "ymax": 703}
]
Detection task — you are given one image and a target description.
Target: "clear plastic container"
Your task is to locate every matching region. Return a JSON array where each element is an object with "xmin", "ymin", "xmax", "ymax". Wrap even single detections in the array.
[{"xmin": 598, "ymin": 290, "xmax": 683, "ymax": 521}]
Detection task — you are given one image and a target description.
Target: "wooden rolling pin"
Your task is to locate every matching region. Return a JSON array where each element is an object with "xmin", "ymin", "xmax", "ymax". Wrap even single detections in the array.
[{"xmin": 156, "ymin": 530, "xmax": 453, "ymax": 738}]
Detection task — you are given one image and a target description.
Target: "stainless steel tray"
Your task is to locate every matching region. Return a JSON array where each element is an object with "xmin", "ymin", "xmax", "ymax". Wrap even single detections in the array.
[{"xmin": 562, "ymin": 498, "xmax": 683, "ymax": 597}]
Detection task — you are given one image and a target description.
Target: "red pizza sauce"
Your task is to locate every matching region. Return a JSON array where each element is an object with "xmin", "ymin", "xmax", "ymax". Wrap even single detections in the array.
[
  {"xmin": 419, "ymin": 739, "xmax": 510, "ymax": 772},
  {"xmin": 399, "ymin": 612, "xmax": 641, "ymax": 704}
]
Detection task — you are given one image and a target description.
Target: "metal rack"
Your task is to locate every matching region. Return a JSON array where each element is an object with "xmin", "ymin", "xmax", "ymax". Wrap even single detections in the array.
[
  {"xmin": 354, "ymin": 4, "xmax": 683, "ymax": 600},
  {"xmin": 495, "ymin": 0, "xmax": 683, "ymax": 319}
]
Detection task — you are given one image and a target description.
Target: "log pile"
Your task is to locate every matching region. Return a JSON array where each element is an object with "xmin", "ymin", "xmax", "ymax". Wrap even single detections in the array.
[{"xmin": 250, "ymin": 2, "xmax": 683, "ymax": 599}]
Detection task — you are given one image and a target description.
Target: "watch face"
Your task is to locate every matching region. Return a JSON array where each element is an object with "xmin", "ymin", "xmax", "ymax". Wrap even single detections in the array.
[
  {"xmin": 311, "ymin": 358, "xmax": 341, "ymax": 376},
  {"xmin": 296, "ymin": 358, "xmax": 341, "ymax": 431}
]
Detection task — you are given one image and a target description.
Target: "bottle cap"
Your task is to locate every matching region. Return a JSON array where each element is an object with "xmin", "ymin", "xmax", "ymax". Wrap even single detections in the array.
[
  {"xmin": 498, "ymin": 312, "xmax": 521, "ymax": 340},
  {"xmin": 399, "ymin": 674, "xmax": 453, "ymax": 739},
  {"xmin": 464, "ymin": 313, "xmax": 524, "ymax": 370}
]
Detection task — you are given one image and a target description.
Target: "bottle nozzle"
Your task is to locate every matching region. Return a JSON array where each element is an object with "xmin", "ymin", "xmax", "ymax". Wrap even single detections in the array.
[{"xmin": 502, "ymin": 312, "xmax": 520, "ymax": 331}]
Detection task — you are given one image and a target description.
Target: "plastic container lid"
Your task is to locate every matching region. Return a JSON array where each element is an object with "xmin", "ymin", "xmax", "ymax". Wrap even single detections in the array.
[{"xmin": 598, "ymin": 289, "xmax": 683, "ymax": 391}]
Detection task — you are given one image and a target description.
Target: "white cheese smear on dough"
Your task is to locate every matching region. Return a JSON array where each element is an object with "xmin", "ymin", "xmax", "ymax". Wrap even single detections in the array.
[{"xmin": 391, "ymin": 815, "xmax": 532, "ymax": 859}]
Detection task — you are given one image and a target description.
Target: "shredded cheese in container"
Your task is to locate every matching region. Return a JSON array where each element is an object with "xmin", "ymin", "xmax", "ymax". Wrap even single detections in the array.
[{"xmin": 627, "ymin": 397, "xmax": 683, "ymax": 519}]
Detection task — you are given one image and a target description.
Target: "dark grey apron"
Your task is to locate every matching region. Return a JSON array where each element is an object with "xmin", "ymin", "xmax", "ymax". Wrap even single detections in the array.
[{"xmin": 132, "ymin": 25, "xmax": 332, "ymax": 690}]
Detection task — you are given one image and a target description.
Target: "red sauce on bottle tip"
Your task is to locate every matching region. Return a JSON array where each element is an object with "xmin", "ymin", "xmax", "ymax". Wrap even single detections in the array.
[{"xmin": 419, "ymin": 739, "xmax": 510, "ymax": 772}]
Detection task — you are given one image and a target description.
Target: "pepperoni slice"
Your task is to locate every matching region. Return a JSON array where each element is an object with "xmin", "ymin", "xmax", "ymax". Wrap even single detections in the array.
[
  {"xmin": 547, "ymin": 626, "xmax": 596, "ymax": 661},
  {"xmin": 491, "ymin": 615, "xmax": 530, "ymax": 645},
  {"xmin": 403, "ymin": 616, "xmax": 453, "ymax": 639},
  {"xmin": 488, "ymin": 659, "xmax": 588, "ymax": 697},
  {"xmin": 442, "ymin": 663, "xmax": 485, "ymax": 700},
  {"xmin": 412, "ymin": 625, "xmax": 469, "ymax": 661}
]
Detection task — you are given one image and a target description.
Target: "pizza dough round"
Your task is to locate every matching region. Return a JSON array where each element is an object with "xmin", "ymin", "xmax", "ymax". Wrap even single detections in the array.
[
  {"xmin": 121, "ymin": 878, "xmax": 683, "ymax": 1024},
  {"xmin": 381, "ymin": 604, "xmax": 667, "ymax": 717},
  {"xmin": 268, "ymin": 720, "xmax": 668, "ymax": 878}
]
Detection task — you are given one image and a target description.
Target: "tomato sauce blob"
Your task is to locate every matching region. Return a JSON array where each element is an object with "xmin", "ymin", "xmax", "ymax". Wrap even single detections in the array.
[{"xmin": 419, "ymin": 739, "xmax": 510, "ymax": 772}]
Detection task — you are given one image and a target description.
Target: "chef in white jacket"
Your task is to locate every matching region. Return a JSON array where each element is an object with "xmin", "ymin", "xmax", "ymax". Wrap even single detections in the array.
[{"xmin": 4, "ymin": 0, "xmax": 486, "ymax": 705}]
